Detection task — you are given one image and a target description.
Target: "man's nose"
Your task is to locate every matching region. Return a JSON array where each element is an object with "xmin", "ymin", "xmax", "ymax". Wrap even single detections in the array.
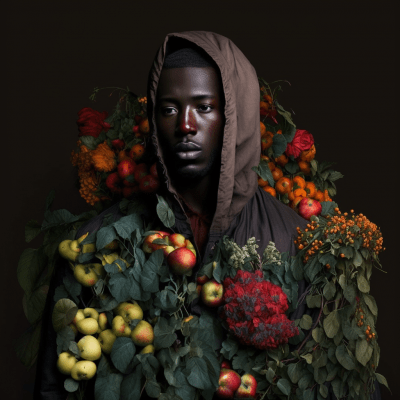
[{"xmin": 178, "ymin": 107, "xmax": 197, "ymax": 135}]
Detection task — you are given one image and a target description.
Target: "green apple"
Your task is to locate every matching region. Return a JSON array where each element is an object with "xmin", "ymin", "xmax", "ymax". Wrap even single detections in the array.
[
  {"xmin": 131, "ymin": 320, "xmax": 154, "ymax": 347},
  {"xmin": 98, "ymin": 329, "xmax": 117, "ymax": 354},
  {"xmin": 83, "ymin": 308, "xmax": 99, "ymax": 321},
  {"xmin": 98, "ymin": 312, "xmax": 108, "ymax": 331},
  {"xmin": 185, "ymin": 239, "xmax": 197, "ymax": 257},
  {"xmin": 115, "ymin": 301, "xmax": 143, "ymax": 324},
  {"xmin": 71, "ymin": 360, "xmax": 97, "ymax": 381},
  {"xmin": 73, "ymin": 264, "xmax": 99, "ymax": 287},
  {"xmin": 76, "ymin": 318, "xmax": 99, "ymax": 335},
  {"xmin": 57, "ymin": 351, "xmax": 77, "ymax": 375},
  {"xmin": 77, "ymin": 335, "xmax": 102, "ymax": 361},
  {"xmin": 112, "ymin": 315, "xmax": 132, "ymax": 337},
  {"xmin": 72, "ymin": 309, "xmax": 85, "ymax": 326},
  {"xmin": 58, "ymin": 239, "xmax": 80, "ymax": 262}
]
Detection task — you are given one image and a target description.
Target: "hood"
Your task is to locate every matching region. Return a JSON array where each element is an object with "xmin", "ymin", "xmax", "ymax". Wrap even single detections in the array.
[{"xmin": 147, "ymin": 31, "xmax": 261, "ymax": 234}]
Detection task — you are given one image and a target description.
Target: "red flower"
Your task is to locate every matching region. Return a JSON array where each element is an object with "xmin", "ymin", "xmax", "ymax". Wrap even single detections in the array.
[
  {"xmin": 285, "ymin": 129, "xmax": 314, "ymax": 159},
  {"xmin": 77, "ymin": 107, "xmax": 111, "ymax": 138},
  {"xmin": 220, "ymin": 270, "xmax": 298, "ymax": 349}
]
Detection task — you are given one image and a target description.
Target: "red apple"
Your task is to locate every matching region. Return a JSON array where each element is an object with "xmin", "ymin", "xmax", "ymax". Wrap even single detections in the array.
[
  {"xmin": 234, "ymin": 374, "xmax": 257, "ymax": 398},
  {"xmin": 167, "ymin": 247, "xmax": 196, "ymax": 275},
  {"xmin": 185, "ymin": 239, "xmax": 196, "ymax": 257},
  {"xmin": 201, "ymin": 279, "xmax": 224, "ymax": 307},
  {"xmin": 196, "ymin": 275, "xmax": 210, "ymax": 285},
  {"xmin": 221, "ymin": 360, "xmax": 231, "ymax": 369},
  {"xmin": 142, "ymin": 233, "xmax": 165, "ymax": 253},
  {"xmin": 118, "ymin": 159, "xmax": 136, "ymax": 179},
  {"xmin": 216, "ymin": 368, "xmax": 241, "ymax": 399},
  {"xmin": 298, "ymin": 198, "xmax": 322, "ymax": 220},
  {"xmin": 168, "ymin": 233, "xmax": 187, "ymax": 248}
]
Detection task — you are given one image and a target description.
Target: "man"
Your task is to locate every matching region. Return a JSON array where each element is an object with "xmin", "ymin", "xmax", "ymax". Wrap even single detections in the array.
[{"xmin": 34, "ymin": 31, "xmax": 381, "ymax": 399}]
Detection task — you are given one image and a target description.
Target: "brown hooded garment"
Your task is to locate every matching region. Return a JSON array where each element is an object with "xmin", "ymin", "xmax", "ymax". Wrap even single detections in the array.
[{"xmin": 33, "ymin": 31, "xmax": 380, "ymax": 399}]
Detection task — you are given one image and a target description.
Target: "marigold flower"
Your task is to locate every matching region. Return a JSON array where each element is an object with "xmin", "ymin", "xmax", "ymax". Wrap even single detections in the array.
[{"xmin": 91, "ymin": 142, "xmax": 117, "ymax": 172}]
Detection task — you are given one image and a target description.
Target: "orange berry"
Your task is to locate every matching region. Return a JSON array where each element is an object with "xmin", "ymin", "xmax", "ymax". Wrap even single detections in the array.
[
  {"xmin": 299, "ymin": 144, "xmax": 316, "ymax": 162},
  {"xmin": 129, "ymin": 144, "xmax": 145, "ymax": 161},
  {"xmin": 261, "ymin": 133, "xmax": 273, "ymax": 151},
  {"xmin": 293, "ymin": 188, "xmax": 307, "ymax": 198},
  {"xmin": 275, "ymin": 177, "xmax": 292, "ymax": 194},
  {"xmin": 298, "ymin": 160, "xmax": 311, "ymax": 175},
  {"xmin": 260, "ymin": 121, "xmax": 267, "ymax": 136},
  {"xmin": 263, "ymin": 186, "xmax": 276, "ymax": 197},
  {"xmin": 258, "ymin": 177, "xmax": 269, "ymax": 187},
  {"xmin": 272, "ymin": 167, "xmax": 283, "ymax": 181},
  {"xmin": 305, "ymin": 182, "xmax": 317, "ymax": 198},
  {"xmin": 275, "ymin": 153, "xmax": 289, "ymax": 167},
  {"xmin": 293, "ymin": 176, "xmax": 306, "ymax": 189}
]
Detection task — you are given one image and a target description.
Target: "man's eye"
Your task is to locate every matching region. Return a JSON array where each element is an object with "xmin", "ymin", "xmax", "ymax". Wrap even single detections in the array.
[
  {"xmin": 198, "ymin": 105, "xmax": 212, "ymax": 112},
  {"xmin": 162, "ymin": 107, "xmax": 177, "ymax": 115}
]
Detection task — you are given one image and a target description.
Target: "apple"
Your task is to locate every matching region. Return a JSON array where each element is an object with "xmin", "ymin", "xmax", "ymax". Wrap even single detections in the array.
[
  {"xmin": 73, "ymin": 264, "xmax": 99, "ymax": 287},
  {"xmin": 167, "ymin": 247, "xmax": 196, "ymax": 275},
  {"xmin": 114, "ymin": 301, "xmax": 143, "ymax": 324},
  {"xmin": 57, "ymin": 351, "xmax": 77, "ymax": 375},
  {"xmin": 140, "ymin": 344, "xmax": 155, "ymax": 354},
  {"xmin": 234, "ymin": 373, "xmax": 257, "ymax": 398},
  {"xmin": 298, "ymin": 198, "xmax": 322, "ymax": 220},
  {"xmin": 71, "ymin": 360, "xmax": 97, "ymax": 381},
  {"xmin": 185, "ymin": 239, "xmax": 197, "ymax": 257},
  {"xmin": 83, "ymin": 308, "xmax": 99, "ymax": 321},
  {"xmin": 98, "ymin": 329, "xmax": 117, "ymax": 354},
  {"xmin": 58, "ymin": 239, "xmax": 80, "ymax": 262},
  {"xmin": 131, "ymin": 320, "xmax": 154, "ymax": 347},
  {"xmin": 98, "ymin": 312, "xmax": 108, "ymax": 331},
  {"xmin": 142, "ymin": 233, "xmax": 164, "ymax": 253},
  {"xmin": 112, "ymin": 315, "xmax": 132, "ymax": 337},
  {"xmin": 72, "ymin": 309, "xmax": 85, "ymax": 326},
  {"xmin": 196, "ymin": 275, "xmax": 209, "ymax": 285},
  {"xmin": 90, "ymin": 263, "xmax": 106, "ymax": 279},
  {"xmin": 104, "ymin": 240, "xmax": 119, "ymax": 250},
  {"xmin": 118, "ymin": 159, "xmax": 136, "ymax": 179},
  {"xmin": 221, "ymin": 360, "xmax": 231, "ymax": 369},
  {"xmin": 162, "ymin": 245, "xmax": 175, "ymax": 258},
  {"xmin": 76, "ymin": 317, "xmax": 99, "ymax": 335},
  {"xmin": 216, "ymin": 368, "xmax": 241, "ymax": 399},
  {"xmin": 168, "ymin": 233, "xmax": 187, "ymax": 248},
  {"xmin": 77, "ymin": 335, "xmax": 102, "ymax": 361},
  {"xmin": 201, "ymin": 279, "xmax": 224, "ymax": 307}
]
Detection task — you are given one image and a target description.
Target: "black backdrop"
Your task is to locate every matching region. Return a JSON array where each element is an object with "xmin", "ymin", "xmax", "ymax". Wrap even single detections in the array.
[{"xmin": 2, "ymin": 1, "xmax": 398, "ymax": 398}]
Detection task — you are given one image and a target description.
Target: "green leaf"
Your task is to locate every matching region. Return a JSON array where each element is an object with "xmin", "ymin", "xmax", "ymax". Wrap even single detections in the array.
[
  {"xmin": 314, "ymin": 366, "xmax": 328, "ymax": 385},
  {"xmin": 272, "ymin": 134, "xmax": 287, "ymax": 157},
  {"xmin": 14, "ymin": 322, "xmax": 42, "ymax": 368},
  {"xmin": 24, "ymin": 285, "xmax": 48, "ymax": 324},
  {"xmin": 114, "ymin": 214, "xmax": 142, "ymax": 240},
  {"xmin": 108, "ymin": 273, "xmax": 131, "ymax": 303},
  {"xmin": 25, "ymin": 220, "xmax": 42, "ymax": 243},
  {"xmin": 319, "ymin": 383, "xmax": 329, "ymax": 398},
  {"xmin": 197, "ymin": 312, "xmax": 223, "ymax": 351},
  {"xmin": 303, "ymin": 388, "xmax": 315, "ymax": 400},
  {"xmin": 344, "ymin": 284, "xmax": 356, "ymax": 303},
  {"xmin": 96, "ymin": 226, "xmax": 117, "ymax": 250},
  {"xmin": 111, "ymin": 337, "xmax": 136, "ymax": 373},
  {"xmin": 251, "ymin": 160, "xmax": 274, "ymax": 186},
  {"xmin": 63, "ymin": 274, "xmax": 82, "ymax": 304},
  {"xmin": 221, "ymin": 336, "xmax": 239, "ymax": 360},
  {"xmin": 306, "ymin": 294, "xmax": 322, "ymax": 308},
  {"xmin": 324, "ymin": 310, "xmax": 340, "ymax": 338},
  {"xmin": 376, "ymin": 373, "xmax": 390, "ymax": 391},
  {"xmin": 277, "ymin": 378, "xmax": 291, "ymax": 396},
  {"xmin": 335, "ymin": 344, "xmax": 355, "ymax": 370},
  {"xmin": 64, "ymin": 378, "xmax": 79, "ymax": 392},
  {"xmin": 17, "ymin": 248, "xmax": 47, "ymax": 296},
  {"xmin": 95, "ymin": 357, "xmax": 124, "ymax": 400},
  {"xmin": 300, "ymin": 314, "xmax": 313, "ymax": 330},
  {"xmin": 154, "ymin": 289, "xmax": 179, "ymax": 313},
  {"xmin": 355, "ymin": 339, "xmax": 373, "ymax": 366},
  {"xmin": 312, "ymin": 327, "xmax": 325, "ymax": 343},
  {"xmin": 357, "ymin": 274, "xmax": 370, "ymax": 293},
  {"xmin": 323, "ymin": 281, "xmax": 336, "ymax": 301},
  {"xmin": 363, "ymin": 293, "xmax": 378, "ymax": 316},
  {"xmin": 154, "ymin": 317, "xmax": 178, "ymax": 349},
  {"xmin": 321, "ymin": 201, "xmax": 337, "ymax": 217},
  {"xmin": 287, "ymin": 362, "xmax": 303, "ymax": 384},
  {"xmin": 318, "ymin": 253, "xmax": 337, "ymax": 269},
  {"xmin": 353, "ymin": 250, "xmax": 363, "ymax": 267},
  {"xmin": 301, "ymin": 353, "xmax": 313, "ymax": 364},
  {"xmin": 156, "ymin": 195, "xmax": 175, "ymax": 228},
  {"xmin": 175, "ymin": 369, "xmax": 196, "ymax": 400},
  {"xmin": 187, "ymin": 357, "xmax": 211, "ymax": 390},
  {"xmin": 56, "ymin": 326, "xmax": 75, "ymax": 356},
  {"xmin": 298, "ymin": 371, "xmax": 313, "ymax": 390}
]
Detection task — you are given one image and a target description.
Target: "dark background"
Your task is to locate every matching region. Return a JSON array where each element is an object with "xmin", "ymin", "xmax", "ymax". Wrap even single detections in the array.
[{"xmin": 2, "ymin": 1, "xmax": 398, "ymax": 398}]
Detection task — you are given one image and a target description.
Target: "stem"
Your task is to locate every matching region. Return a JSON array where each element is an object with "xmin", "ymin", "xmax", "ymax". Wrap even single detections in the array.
[{"xmin": 140, "ymin": 381, "xmax": 147, "ymax": 397}]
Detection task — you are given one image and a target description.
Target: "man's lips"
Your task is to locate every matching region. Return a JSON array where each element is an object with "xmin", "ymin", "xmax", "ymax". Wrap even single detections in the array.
[{"xmin": 174, "ymin": 142, "xmax": 202, "ymax": 160}]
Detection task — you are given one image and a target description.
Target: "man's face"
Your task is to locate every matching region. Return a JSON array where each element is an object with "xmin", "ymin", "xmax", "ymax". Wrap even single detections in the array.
[{"xmin": 155, "ymin": 67, "xmax": 225, "ymax": 182}]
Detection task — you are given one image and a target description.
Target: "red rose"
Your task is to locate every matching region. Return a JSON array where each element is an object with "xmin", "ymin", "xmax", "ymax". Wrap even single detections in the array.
[
  {"xmin": 285, "ymin": 129, "xmax": 314, "ymax": 159},
  {"xmin": 77, "ymin": 107, "xmax": 111, "ymax": 138}
]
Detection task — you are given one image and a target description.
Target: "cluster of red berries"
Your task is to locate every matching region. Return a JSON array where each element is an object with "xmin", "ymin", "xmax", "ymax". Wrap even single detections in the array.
[{"xmin": 220, "ymin": 270, "xmax": 298, "ymax": 349}]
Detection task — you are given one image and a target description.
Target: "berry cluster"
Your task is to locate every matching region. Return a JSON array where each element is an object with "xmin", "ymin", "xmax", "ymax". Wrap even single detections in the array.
[
  {"xmin": 294, "ymin": 219, "xmax": 322, "ymax": 264},
  {"xmin": 220, "ymin": 270, "xmax": 298, "ymax": 349}
]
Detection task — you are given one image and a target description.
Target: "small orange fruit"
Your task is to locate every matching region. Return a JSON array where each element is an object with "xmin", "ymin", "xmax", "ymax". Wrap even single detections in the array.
[
  {"xmin": 293, "ymin": 188, "xmax": 307, "ymax": 198},
  {"xmin": 275, "ymin": 153, "xmax": 288, "ymax": 167},
  {"xmin": 260, "ymin": 122, "xmax": 267, "ymax": 136},
  {"xmin": 293, "ymin": 176, "xmax": 306, "ymax": 189},
  {"xmin": 314, "ymin": 190, "xmax": 324, "ymax": 202},
  {"xmin": 258, "ymin": 177, "xmax": 269, "ymax": 187},
  {"xmin": 275, "ymin": 177, "xmax": 292, "ymax": 194},
  {"xmin": 298, "ymin": 160, "xmax": 311, "ymax": 175},
  {"xmin": 118, "ymin": 150, "xmax": 131, "ymax": 163},
  {"xmin": 272, "ymin": 167, "xmax": 283, "ymax": 181},
  {"xmin": 139, "ymin": 119, "xmax": 150, "ymax": 134},
  {"xmin": 261, "ymin": 134, "xmax": 273, "ymax": 151},
  {"xmin": 299, "ymin": 144, "xmax": 316, "ymax": 162},
  {"xmin": 129, "ymin": 144, "xmax": 145, "ymax": 161},
  {"xmin": 305, "ymin": 182, "xmax": 316, "ymax": 198},
  {"xmin": 288, "ymin": 190, "xmax": 296, "ymax": 202},
  {"xmin": 263, "ymin": 186, "xmax": 276, "ymax": 197}
]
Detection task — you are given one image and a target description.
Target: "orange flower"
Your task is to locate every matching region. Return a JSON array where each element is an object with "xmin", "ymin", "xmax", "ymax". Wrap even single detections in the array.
[{"xmin": 91, "ymin": 142, "xmax": 117, "ymax": 172}]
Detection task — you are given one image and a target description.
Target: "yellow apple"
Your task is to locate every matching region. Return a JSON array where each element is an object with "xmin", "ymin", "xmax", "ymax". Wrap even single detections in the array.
[
  {"xmin": 83, "ymin": 308, "xmax": 99, "ymax": 321},
  {"xmin": 72, "ymin": 309, "xmax": 85, "ymax": 326},
  {"xmin": 112, "ymin": 315, "xmax": 132, "ymax": 337},
  {"xmin": 77, "ymin": 335, "xmax": 102, "ymax": 361},
  {"xmin": 115, "ymin": 301, "xmax": 143, "ymax": 324},
  {"xmin": 74, "ymin": 264, "xmax": 99, "ymax": 287},
  {"xmin": 131, "ymin": 320, "xmax": 154, "ymax": 347},
  {"xmin": 71, "ymin": 360, "xmax": 97, "ymax": 381},
  {"xmin": 185, "ymin": 240, "xmax": 197, "ymax": 257},
  {"xmin": 76, "ymin": 318, "xmax": 99, "ymax": 335},
  {"xmin": 57, "ymin": 351, "xmax": 77, "ymax": 375},
  {"xmin": 98, "ymin": 329, "xmax": 117, "ymax": 354},
  {"xmin": 98, "ymin": 312, "xmax": 108, "ymax": 331},
  {"xmin": 140, "ymin": 344, "xmax": 155, "ymax": 354},
  {"xmin": 58, "ymin": 239, "xmax": 80, "ymax": 262}
]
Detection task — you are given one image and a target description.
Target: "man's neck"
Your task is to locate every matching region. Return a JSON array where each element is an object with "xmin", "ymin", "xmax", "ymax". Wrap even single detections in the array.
[{"xmin": 173, "ymin": 174, "xmax": 219, "ymax": 216}]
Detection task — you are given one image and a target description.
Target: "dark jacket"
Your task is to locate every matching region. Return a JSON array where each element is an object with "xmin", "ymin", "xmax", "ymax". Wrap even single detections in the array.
[{"xmin": 34, "ymin": 31, "xmax": 381, "ymax": 400}]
